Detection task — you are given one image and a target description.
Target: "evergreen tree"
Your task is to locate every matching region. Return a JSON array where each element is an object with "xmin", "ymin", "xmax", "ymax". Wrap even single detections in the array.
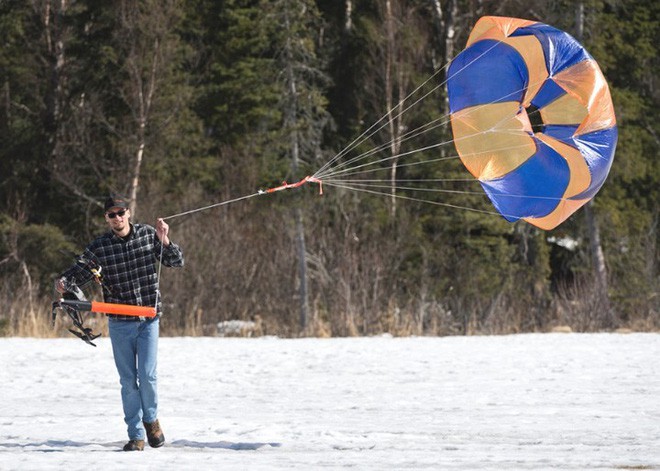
[
  {"xmin": 0, "ymin": 2, "xmax": 60, "ymax": 222},
  {"xmin": 585, "ymin": 0, "xmax": 659, "ymax": 322}
]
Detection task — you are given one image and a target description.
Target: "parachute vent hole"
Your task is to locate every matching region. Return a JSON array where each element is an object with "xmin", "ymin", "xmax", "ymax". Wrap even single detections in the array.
[{"xmin": 525, "ymin": 104, "xmax": 544, "ymax": 133}]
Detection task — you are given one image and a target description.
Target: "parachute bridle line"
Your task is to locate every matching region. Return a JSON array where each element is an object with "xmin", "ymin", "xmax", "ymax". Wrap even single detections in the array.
[{"xmin": 161, "ymin": 191, "xmax": 264, "ymax": 221}]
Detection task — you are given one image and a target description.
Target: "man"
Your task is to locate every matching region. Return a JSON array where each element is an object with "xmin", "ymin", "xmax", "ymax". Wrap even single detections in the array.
[{"xmin": 56, "ymin": 194, "xmax": 184, "ymax": 451}]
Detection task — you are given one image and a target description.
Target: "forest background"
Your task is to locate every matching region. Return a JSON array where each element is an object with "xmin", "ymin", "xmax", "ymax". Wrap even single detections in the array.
[{"xmin": 0, "ymin": 0, "xmax": 657, "ymax": 338}]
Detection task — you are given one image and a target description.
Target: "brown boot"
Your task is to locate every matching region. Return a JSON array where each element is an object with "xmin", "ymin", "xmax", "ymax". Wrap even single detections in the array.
[
  {"xmin": 143, "ymin": 419, "xmax": 165, "ymax": 448},
  {"xmin": 122, "ymin": 439, "xmax": 145, "ymax": 451}
]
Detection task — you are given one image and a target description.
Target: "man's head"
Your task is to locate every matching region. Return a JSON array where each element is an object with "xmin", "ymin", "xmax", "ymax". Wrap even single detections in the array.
[{"xmin": 104, "ymin": 194, "xmax": 130, "ymax": 235}]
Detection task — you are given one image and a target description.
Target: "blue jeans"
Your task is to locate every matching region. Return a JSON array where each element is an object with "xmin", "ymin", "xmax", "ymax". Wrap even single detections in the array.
[{"xmin": 108, "ymin": 317, "xmax": 160, "ymax": 440}]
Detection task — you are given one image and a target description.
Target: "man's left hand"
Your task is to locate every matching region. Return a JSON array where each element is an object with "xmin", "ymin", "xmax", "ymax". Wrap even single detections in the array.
[{"xmin": 156, "ymin": 218, "xmax": 170, "ymax": 246}]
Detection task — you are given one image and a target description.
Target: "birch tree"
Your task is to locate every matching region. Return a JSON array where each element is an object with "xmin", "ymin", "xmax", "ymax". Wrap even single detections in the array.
[
  {"xmin": 113, "ymin": 0, "xmax": 188, "ymax": 216},
  {"xmin": 362, "ymin": 0, "xmax": 429, "ymax": 218}
]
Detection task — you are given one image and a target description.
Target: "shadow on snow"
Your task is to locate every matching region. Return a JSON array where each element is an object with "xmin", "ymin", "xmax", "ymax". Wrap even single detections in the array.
[{"xmin": 0, "ymin": 439, "xmax": 282, "ymax": 452}]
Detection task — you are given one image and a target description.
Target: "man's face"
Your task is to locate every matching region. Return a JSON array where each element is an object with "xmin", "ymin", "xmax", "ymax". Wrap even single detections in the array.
[{"xmin": 105, "ymin": 207, "xmax": 130, "ymax": 233}]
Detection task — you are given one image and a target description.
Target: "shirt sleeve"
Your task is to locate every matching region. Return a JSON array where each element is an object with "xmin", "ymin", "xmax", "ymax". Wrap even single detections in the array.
[
  {"xmin": 156, "ymin": 239, "xmax": 184, "ymax": 268},
  {"xmin": 58, "ymin": 248, "xmax": 98, "ymax": 289}
]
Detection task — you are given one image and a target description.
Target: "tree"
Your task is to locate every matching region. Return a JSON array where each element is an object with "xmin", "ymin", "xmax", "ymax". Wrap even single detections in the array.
[
  {"xmin": 270, "ymin": 0, "xmax": 332, "ymax": 330},
  {"xmin": 573, "ymin": 1, "xmax": 612, "ymax": 323},
  {"xmin": 584, "ymin": 0, "xmax": 659, "ymax": 324},
  {"xmin": 0, "ymin": 1, "xmax": 67, "ymax": 223},
  {"xmin": 48, "ymin": 0, "xmax": 206, "ymax": 226}
]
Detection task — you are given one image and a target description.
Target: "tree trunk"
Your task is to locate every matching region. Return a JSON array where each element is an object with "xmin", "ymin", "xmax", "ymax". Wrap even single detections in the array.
[
  {"xmin": 384, "ymin": 0, "xmax": 403, "ymax": 219},
  {"xmin": 127, "ymin": 37, "xmax": 159, "ymax": 218},
  {"xmin": 584, "ymin": 204, "xmax": 608, "ymax": 293},
  {"xmin": 295, "ymin": 207, "xmax": 309, "ymax": 330},
  {"xmin": 43, "ymin": 0, "xmax": 67, "ymax": 176},
  {"xmin": 430, "ymin": 0, "xmax": 457, "ymax": 155},
  {"xmin": 575, "ymin": 2, "xmax": 611, "ymax": 322},
  {"xmin": 129, "ymin": 128, "xmax": 146, "ymax": 216},
  {"xmin": 283, "ymin": 0, "xmax": 310, "ymax": 331}
]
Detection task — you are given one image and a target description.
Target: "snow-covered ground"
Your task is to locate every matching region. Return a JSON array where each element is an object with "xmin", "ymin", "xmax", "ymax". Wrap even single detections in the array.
[{"xmin": 0, "ymin": 333, "xmax": 658, "ymax": 470}]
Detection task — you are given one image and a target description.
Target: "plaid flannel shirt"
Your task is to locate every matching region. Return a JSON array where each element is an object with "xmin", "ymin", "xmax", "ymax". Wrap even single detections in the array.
[{"xmin": 60, "ymin": 223, "xmax": 184, "ymax": 319}]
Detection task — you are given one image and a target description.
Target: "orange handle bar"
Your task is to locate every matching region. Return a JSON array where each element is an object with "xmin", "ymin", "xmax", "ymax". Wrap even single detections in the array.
[{"xmin": 90, "ymin": 301, "xmax": 157, "ymax": 317}]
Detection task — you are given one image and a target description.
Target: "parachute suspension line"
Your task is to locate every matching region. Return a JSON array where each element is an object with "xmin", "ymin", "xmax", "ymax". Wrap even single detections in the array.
[
  {"xmin": 314, "ymin": 72, "xmax": 550, "ymax": 184},
  {"xmin": 317, "ymin": 120, "xmax": 539, "ymax": 187},
  {"xmin": 313, "ymin": 69, "xmax": 446, "ymax": 178},
  {"xmin": 320, "ymin": 141, "xmax": 535, "ymax": 181},
  {"xmin": 315, "ymin": 114, "xmax": 455, "ymax": 179},
  {"xmin": 322, "ymin": 180, "xmax": 571, "ymax": 202},
  {"xmin": 318, "ymin": 112, "xmax": 542, "ymax": 180},
  {"xmin": 328, "ymin": 181, "xmax": 487, "ymax": 196},
  {"xmin": 321, "ymin": 154, "xmax": 461, "ymax": 180},
  {"xmin": 314, "ymin": 103, "xmax": 454, "ymax": 179},
  {"xmin": 316, "ymin": 38, "xmax": 511, "ymax": 177},
  {"xmin": 313, "ymin": 39, "xmax": 509, "ymax": 178},
  {"xmin": 313, "ymin": 88, "xmax": 438, "ymax": 177},
  {"xmin": 318, "ymin": 139, "xmax": 459, "ymax": 180},
  {"xmin": 334, "ymin": 178, "xmax": 475, "ymax": 183},
  {"xmin": 315, "ymin": 107, "xmax": 522, "ymax": 181},
  {"xmin": 319, "ymin": 179, "xmax": 514, "ymax": 219},
  {"xmin": 308, "ymin": 71, "xmax": 569, "ymax": 216}
]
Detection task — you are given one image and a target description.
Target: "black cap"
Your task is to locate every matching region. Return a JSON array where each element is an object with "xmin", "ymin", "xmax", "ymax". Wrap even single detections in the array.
[{"xmin": 104, "ymin": 194, "xmax": 129, "ymax": 211}]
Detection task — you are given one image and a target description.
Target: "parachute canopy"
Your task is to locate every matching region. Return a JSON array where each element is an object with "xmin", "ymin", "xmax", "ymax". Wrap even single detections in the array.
[{"xmin": 447, "ymin": 16, "xmax": 617, "ymax": 230}]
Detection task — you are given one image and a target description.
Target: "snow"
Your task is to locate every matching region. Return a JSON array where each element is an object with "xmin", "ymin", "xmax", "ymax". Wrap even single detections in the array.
[{"xmin": 1, "ymin": 333, "xmax": 658, "ymax": 470}]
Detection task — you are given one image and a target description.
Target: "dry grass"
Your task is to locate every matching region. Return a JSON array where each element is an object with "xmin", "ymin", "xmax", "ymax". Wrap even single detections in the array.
[
  {"xmin": 2, "ymin": 295, "xmax": 59, "ymax": 338},
  {"xmin": 0, "ymin": 287, "xmax": 109, "ymax": 340},
  {"xmin": 1, "ymin": 275, "xmax": 656, "ymax": 339}
]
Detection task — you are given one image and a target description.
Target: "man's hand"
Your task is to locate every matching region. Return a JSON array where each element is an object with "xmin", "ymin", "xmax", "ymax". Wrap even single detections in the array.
[
  {"xmin": 155, "ymin": 218, "xmax": 170, "ymax": 246},
  {"xmin": 55, "ymin": 277, "xmax": 67, "ymax": 294}
]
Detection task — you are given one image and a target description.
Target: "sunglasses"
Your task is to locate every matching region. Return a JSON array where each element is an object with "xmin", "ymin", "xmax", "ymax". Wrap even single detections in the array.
[{"xmin": 106, "ymin": 209, "xmax": 127, "ymax": 219}]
